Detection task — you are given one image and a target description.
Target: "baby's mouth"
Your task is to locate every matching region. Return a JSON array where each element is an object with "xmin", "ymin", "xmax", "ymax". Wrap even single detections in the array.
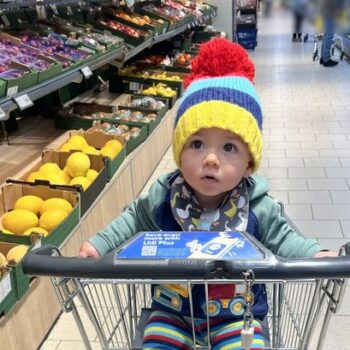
[{"xmin": 201, "ymin": 175, "xmax": 218, "ymax": 183}]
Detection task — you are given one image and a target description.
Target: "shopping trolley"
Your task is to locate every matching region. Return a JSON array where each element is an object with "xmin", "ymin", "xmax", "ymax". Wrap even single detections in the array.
[
  {"xmin": 23, "ymin": 231, "xmax": 350, "ymax": 350},
  {"xmin": 312, "ymin": 32, "xmax": 345, "ymax": 62}
]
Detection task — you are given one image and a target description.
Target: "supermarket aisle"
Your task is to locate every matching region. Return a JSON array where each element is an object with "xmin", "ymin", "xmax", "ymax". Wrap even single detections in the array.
[{"xmin": 40, "ymin": 6, "xmax": 350, "ymax": 350}]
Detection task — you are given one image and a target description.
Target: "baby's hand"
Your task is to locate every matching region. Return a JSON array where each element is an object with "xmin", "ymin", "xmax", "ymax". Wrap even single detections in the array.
[
  {"xmin": 314, "ymin": 250, "xmax": 338, "ymax": 258},
  {"xmin": 78, "ymin": 241, "xmax": 101, "ymax": 258}
]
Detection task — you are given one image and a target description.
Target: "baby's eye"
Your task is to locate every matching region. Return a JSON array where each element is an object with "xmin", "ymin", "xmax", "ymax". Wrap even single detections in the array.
[
  {"xmin": 191, "ymin": 140, "xmax": 204, "ymax": 150},
  {"xmin": 223, "ymin": 143, "xmax": 237, "ymax": 153}
]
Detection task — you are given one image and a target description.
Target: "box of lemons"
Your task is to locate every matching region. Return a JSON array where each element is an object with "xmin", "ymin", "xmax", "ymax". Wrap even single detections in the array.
[
  {"xmin": 58, "ymin": 131, "xmax": 126, "ymax": 181},
  {"xmin": 10, "ymin": 149, "xmax": 107, "ymax": 215},
  {"xmin": 145, "ymin": 70, "xmax": 184, "ymax": 97},
  {"xmin": 0, "ymin": 232, "xmax": 39, "ymax": 303},
  {"xmin": 0, "ymin": 182, "xmax": 80, "ymax": 248}
]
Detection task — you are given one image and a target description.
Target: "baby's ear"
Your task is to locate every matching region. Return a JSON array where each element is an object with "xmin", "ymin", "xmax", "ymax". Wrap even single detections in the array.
[{"xmin": 243, "ymin": 159, "xmax": 254, "ymax": 178}]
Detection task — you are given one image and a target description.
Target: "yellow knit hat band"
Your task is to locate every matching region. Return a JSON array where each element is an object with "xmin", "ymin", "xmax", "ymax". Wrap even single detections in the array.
[{"xmin": 172, "ymin": 101, "xmax": 262, "ymax": 172}]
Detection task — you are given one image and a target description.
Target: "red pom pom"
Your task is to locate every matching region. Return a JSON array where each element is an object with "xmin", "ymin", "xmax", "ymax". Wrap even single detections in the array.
[{"xmin": 184, "ymin": 38, "xmax": 255, "ymax": 88}]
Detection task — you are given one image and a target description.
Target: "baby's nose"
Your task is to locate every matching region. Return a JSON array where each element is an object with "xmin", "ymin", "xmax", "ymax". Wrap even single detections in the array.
[{"xmin": 203, "ymin": 153, "xmax": 220, "ymax": 167}]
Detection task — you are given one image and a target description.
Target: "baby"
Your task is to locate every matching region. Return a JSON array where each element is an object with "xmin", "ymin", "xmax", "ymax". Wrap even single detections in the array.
[{"xmin": 79, "ymin": 38, "xmax": 335, "ymax": 349}]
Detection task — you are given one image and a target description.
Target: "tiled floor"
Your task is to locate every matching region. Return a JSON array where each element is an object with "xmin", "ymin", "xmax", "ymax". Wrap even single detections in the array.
[{"xmin": 40, "ymin": 4, "xmax": 350, "ymax": 350}]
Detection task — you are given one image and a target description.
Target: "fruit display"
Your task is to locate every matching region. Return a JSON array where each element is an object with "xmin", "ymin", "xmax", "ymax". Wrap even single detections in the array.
[
  {"xmin": 90, "ymin": 121, "xmax": 142, "ymax": 141},
  {"xmin": 108, "ymin": 109, "xmax": 158, "ymax": 123},
  {"xmin": 108, "ymin": 8, "xmax": 157, "ymax": 27},
  {"xmin": 59, "ymin": 134, "xmax": 123, "ymax": 161},
  {"xmin": 127, "ymin": 96, "xmax": 167, "ymax": 110},
  {"xmin": 141, "ymin": 83, "xmax": 177, "ymax": 98},
  {"xmin": 24, "ymin": 148, "xmax": 102, "ymax": 191},
  {"xmin": 163, "ymin": 0, "xmax": 204, "ymax": 19},
  {"xmin": 119, "ymin": 66, "xmax": 183, "ymax": 82},
  {"xmin": 15, "ymin": 31, "xmax": 92, "ymax": 66},
  {"xmin": 1, "ymin": 195, "xmax": 73, "ymax": 235},
  {"xmin": 98, "ymin": 19, "xmax": 150, "ymax": 39},
  {"xmin": 0, "ymin": 37, "xmax": 55, "ymax": 75},
  {"xmin": 141, "ymin": 3, "xmax": 186, "ymax": 21},
  {"xmin": 175, "ymin": 52, "xmax": 193, "ymax": 66}
]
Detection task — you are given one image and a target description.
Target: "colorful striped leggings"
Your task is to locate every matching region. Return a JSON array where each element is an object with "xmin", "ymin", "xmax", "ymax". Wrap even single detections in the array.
[{"xmin": 143, "ymin": 310, "xmax": 266, "ymax": 350}]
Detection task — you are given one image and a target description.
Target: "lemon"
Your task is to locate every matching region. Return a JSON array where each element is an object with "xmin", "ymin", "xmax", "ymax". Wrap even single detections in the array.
[
  {"xmin": 0, "ymin": 252, "xmax": 6, "ymax": 267},
  {"xmin": 39, "ymin": 198, "xmax": 73, "ymax": 215},
  {"xmin": 2, "ymin": 209, "xmax": 39, "ymax": 235},
  {"xmin": 105, "ymin": 139, "xmax": 123, "ymax": 151},
  {"xmin": 23, "ymin": 227, "xmax": 49, "ymax": 237},
  {"xmin": 58, "ymin": 170, "xmax": 71, "ymax": 184},
  {"xmin": 86, "ymin": 169, "xmax": 98, "ymax": 182},
  {"xmin": 39, "ymin": 209, "xmax": 68, "ymax": 232},
  {"xmin": 39, "ymin": 162, "xmax": 61, "ymax": 175},
  {"xmin": 66, "ymin": 152, "xmax": 91, "ymax": 177},
  {"xmin": 100, "ymin": 146, "xmax": 119, "ymax": 159},
  {"xmin": 27, "ymin": 171, "xmax": 46, "ymax": 183},
  {"xmin": 104, "ymin": 139, "xmax": 123, "ymax": 157},
  {"xmin": 1, "ymin": 229, "xmax": 14, "ymax": 234},
  {"xmin": 60, "ymin": 142, "xmax": 74, "ymax": 152},
  {"xmin": 45, "ymin": 173, "xmax": 67, "ymax": 185},
  {"xmin": 6, "ymin": 245, "xmax": 28, "ymax": 263},
  {"xmin": 70, "ymin": 176, "xmax": 92, "ymax": 191},
  {"xmin": 83, "ymin": 145, "xmax": 100, "ymax": 155},
  {"xmin": 68, "ymin": 135, "xmax": 89, "ymax": 150},
  {"xmin": 14, "ymin": 195, "xmax": 44, "ymax": 215}
]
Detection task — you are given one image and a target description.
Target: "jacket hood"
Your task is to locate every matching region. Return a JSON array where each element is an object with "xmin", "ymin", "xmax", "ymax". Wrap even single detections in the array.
[{"xmin": 248, "ymin": 174, "xmax": 270, "ymax": 201}]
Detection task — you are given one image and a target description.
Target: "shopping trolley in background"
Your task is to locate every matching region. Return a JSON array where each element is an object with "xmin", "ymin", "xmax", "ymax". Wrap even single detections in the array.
[
  {"xmin": 23, "ymin": 231, "xmax": 350, "ymax": 350},
  {"xmin": 312, "ymin": 32, "xmax": 345, "ymax": 62}
]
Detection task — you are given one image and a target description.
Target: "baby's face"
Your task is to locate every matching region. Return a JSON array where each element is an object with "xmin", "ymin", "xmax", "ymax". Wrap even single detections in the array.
[{"xmin": 180, "ymin": 128, "xmax": 252, "ymax": 209}]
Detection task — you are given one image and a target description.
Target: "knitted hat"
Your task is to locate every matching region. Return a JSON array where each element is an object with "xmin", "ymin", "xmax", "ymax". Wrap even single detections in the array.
[{"xmin": 172, "ymin": 38, "xmax": 263, "ymax": 172}]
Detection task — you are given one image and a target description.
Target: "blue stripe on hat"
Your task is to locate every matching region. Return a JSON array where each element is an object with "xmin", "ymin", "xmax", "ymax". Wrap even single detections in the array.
[
  {"xmin": 175, "ymin": 87, "xmax": 263, "ymax": 129},
  {"xmin": 184, "ymin": 76, "xmax": 260, "ymax": 104}
]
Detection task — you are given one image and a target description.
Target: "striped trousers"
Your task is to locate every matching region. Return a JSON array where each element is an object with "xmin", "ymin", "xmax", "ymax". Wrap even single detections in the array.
[{"xmin": 143, "ymin": 310, "xmax": 266, "ymax": 350}]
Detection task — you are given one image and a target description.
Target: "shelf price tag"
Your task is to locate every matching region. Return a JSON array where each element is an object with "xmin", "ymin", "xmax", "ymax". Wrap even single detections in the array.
[
  {"xmin": 0, "ymin": 108, "xmax": 6, "ymax": 121},
  {"xmin": 13, "ymin": 94, "xmax": 34, "ymax": 111},
  {"xmin": 50, "ymin": 4, "xmax": 59, "ymax": 15},
  {"xmin": 0, "ymin": 272, "xmax": 11, "ymax": 303},
  {"xmin": 81, "ymin": 66, "xmax": 93, "ymax": 79},
  {"xmin": 129, "ymin": 82, "xmax": 140, "ymax": 91}
]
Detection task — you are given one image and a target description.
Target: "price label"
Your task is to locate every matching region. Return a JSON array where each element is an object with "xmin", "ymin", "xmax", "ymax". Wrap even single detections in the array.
[
  {"xmin": 14, "ymin": 94, "xmax": 34, "ymax": 111},
  {"xmin": 7, "ymin": 86, "xmax": 18, "ymax": 97},
  {"xmin": 129, "ymin": 82, "xmax": 140, "ymax": 91},
  {"xmin": 33, "ymin": 239, "xmax": 42, "ymax": 250},
  {"xmin": 67, "ymin": 6, "xmax": 73, "ymax": 15},
  {"xmin": 50, "ymin": 4, "xmax": 59, "ymax": 15},
  {"xmin": 0, "ymin": 272, "xmax": 11, "ymax": 303},
  {"xmin": 0, "ymin": 108, "xmax": 6, "ymax": 121},
  {"xmin": 81, "ymin": 66, "xmax": 93, "ymax": 79},
  {"xmin": 1, "ymin": 15, "xmax": 11, "ymax": 28}
]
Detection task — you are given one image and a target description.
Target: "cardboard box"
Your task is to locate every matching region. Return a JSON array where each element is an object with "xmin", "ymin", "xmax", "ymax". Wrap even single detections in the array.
[
  {"xmin": 0, "ymin": 232, "xmax": 39, "ymax": 304},
  {"xmin": 54, "ymin": 109, "xmax": 149, "ymax": 155},
  {"xmin": 0, "ymin": 182, "xmax": 80, "ymax": 247},
  {"xmin": 8, "ymin": 150, "xmax": 108, "ymax": 216},
  {"xmin": 0, "ymin": 266, "xmax": 17, "ymax": 317}
]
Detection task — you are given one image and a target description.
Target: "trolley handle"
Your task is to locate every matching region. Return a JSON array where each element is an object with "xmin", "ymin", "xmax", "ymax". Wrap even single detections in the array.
[
  {"xmin": 23, "ymin": 242, "xmax": 350, "ymax": 280},
  {"xmin": 22, "ymin": 244, "xmax": 218, "ymax": 279}
]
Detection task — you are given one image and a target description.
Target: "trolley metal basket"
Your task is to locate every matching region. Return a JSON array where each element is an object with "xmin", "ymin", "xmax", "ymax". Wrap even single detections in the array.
[{"xmin": 23, "ymin": 230, "xmax": 350, "ymax": 350}]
